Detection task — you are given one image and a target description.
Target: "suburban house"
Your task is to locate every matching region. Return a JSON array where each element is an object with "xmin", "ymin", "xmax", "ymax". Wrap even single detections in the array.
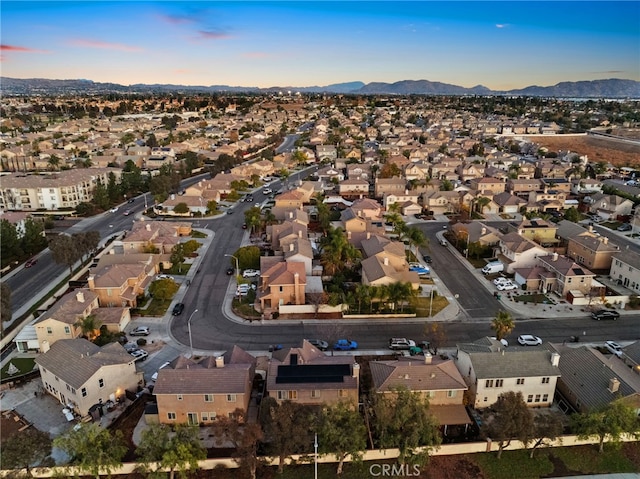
[
  {"xmin": 588, "ymin": 193, "xmax": 634, "ymax": 220},
  {"xmin": 527, "ymin": 188, "xmax": 567, "ymax": 212},
  {"xmin": 374, "ymin": 178, "xmax": 406, "ymax": 199},
  {"xmin": 549, "ymin": 343, "xmax": 640, "ymax": 413},
  {"xmin": 382, "ymin": 190, "xmax": 420, "ymax": 210},
  {"xmin": 35, "ymin": 338, "xmax": 141, "ymax": 417},
  {"xmin": 338, "ymin": 179, "xmax": 370, "ymax": 199},
  {"xmin": 516, "ymin": 218, "xmax": 560, "ymax": 248},
  {"xmin": 282, "ymin": 237, "xmax": 314, "ymax": 276},
  {"xmin": 566, "ymin": 231, "xmax": 620, "ymax": 273},
  {"xmin": 491, "ymin": 192, "xmax": 527, "ymax": 215},
  {"xmin": 450, "ymin": 222, "xmax": 500, "ymax": 247},
  {"xmin": 496, "ymin": 232, "xmax": 550, "ymax": 274},
  {"xmin": 507, "ymin": 179, "xmax": 543, "ymax": 198},
  {"xmin": 266, "ymin": 340, "xmax": 360, "ymax": 406},
  {"xmin": 257, "ymin": 261, "xmax": 307, "ymax": 317},
  {"xmin": 32, "ymin": 290, "xmax": 100, "ymax": 352},
  {"xmin": 88, "ymin": 262, "xmax": 154, "ymax": 308},
  {"xmin": 120, "ymin": 220, "xmax": 192, "ymax": 254},
  {"xmin": 470, "ymin": 177, "xmax": 506, "ymax": 195},
  {"xmin": 266, "ymin": 221, "xmax": 308, "ymax": 251},
  {"xmin": 455, "ymin": 337, "xmax": 561, "ymax": 409},
  {"xmin": 610, "ymin": 249, "xmax": 640, "ymax": 294},
  {"xmin": 370, "ymin": 355, "xmax": 472, "ymax": 435},
  {"xmin": 350, "ymin": 198, "xmax": 384, "ymax": 220}
]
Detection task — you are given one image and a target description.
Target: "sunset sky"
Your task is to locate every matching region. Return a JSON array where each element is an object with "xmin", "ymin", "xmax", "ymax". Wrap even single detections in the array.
[{"xmin": 2, "ymin": 1, "xmax": 639, "ymax": 90}]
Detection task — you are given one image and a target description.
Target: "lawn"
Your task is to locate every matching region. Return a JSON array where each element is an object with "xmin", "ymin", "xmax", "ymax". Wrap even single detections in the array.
[
  {"xmin": 1, "ymin": 357, "xmax": 37, "ymax": 381},
  {"xmin": 191, "ymin": 230, "xmax": 208, "ymax": 238},
  {"xmin": 512, "ymin": 293, "xmax": 554, "ymax": 304},
  {"xmin": 165, "ymin": 263, "xmax": 192, "ymax": 275},
  {"xmin": 411, "ymin": 295, "xmax": 449, "ymax": 317},
  {"xmin": 137, "ymin": 298, "xmax": 172, "ymax": 316},
  {"xmin": 470, "ymin": 449, "xmax": 554, "ymax": 479}
]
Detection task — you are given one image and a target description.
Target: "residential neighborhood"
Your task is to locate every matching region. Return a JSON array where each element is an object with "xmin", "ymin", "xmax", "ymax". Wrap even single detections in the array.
[{"xmin": 1, "ymin": 92, "xmax": 639, "ymax": 477}]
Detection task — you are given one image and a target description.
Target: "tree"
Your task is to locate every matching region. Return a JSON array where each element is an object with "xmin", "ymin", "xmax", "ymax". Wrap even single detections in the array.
[
  {"xmin": 528, "ymin": 412, "xmax": 564, "ymax": 458},
  {"xmin": 318, "ymin": 401, "xmax": 367, "ymax": 475},
  {"xmin": 260, "ymin": 397, "xmax": 315, "ymax": 473},
  {"xmin": 170, "ymin": 243, "xmax": 186, "ymax": 273},
  {"xmin": 424, "ymin": 322, "xmax": 447, "ymax": 355},
  {"xmin": 136, "ymin": 423, "xmax": 206, "ymax": 479},
  {"xmin": 53, "ymin": 423, "xmax": 127, "ymax": 479},
  {"xmin": 212, "ymin": 409, "xmax": 264, "ymax": 479},
  {"xmin": 181, "ymin": 239, "xmax": 201, "ymax": 257},
  {"xmin": 0, "ymin": 427, "xmax": 52, "ymax": 476},
  {"xmin": 491, "ymin": 310, "xmax": 515, "ymax": 341},
  {"xmin": 564, "ymin": 206, "xmax": 580, "ymax": 222},
  {"xmin": 107, "ymin": 171, "xmax": 121, "ymax": 203},
  {"xmin": 20, "ymin": 218, "xmax": 47, "ymax": 256},
  {"xmin": 206, "ymin": 200, "xmax": 218, "ymax": 215},
  {"xmin": 244, "ymin": 206, "xmax": 262, "ymax": 233},
  {"xmin": 1, "ymin": 282, "xmax": 11, "ymax": 329},
  {"xmin": 49, "ymin": 234, "xmax": 80, "ymax": 273},
  {"xmin": 484, "ymin": 392, "xmax": 534, "ymax": 459},
  {"xmin": 149, "ymin": 278, "xmax": 180, "ymax": 300},
  {"xmin": 173, "ymin": 202, "xmax": 190, "ymax": 214},
  {"xmin": 475, "ymin": 196, "xmax": 491, "ymax": 215},
  {"xmin": 319, "ymin": 227, "xmax": 361, "ymax": 276},
  {"xmin": 74, "ymin": 314, "xmax": 102, "ymax": 341},
  {"xmin": 372, "ymin": 386, "xmax": 441, "ymax": 464},
  {"xmin": 571, "ymin": 401, "xmax": 640, "ymax": 453},
  {"xmin": 92, "ymin": 179, "xmax": 109, "ymax": 211},
  {"xmin": 234, "ymin": 245, "xmax": 261, "ymax": 270},
  {"xmin": 1, "ymin": 219, "xmax": 22, "ymax": 267}
]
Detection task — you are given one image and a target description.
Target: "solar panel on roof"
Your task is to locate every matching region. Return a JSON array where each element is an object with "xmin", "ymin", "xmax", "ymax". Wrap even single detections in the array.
[{"xmin": 275, "ymin": 364, "xmax": 350, "ymax": 384}]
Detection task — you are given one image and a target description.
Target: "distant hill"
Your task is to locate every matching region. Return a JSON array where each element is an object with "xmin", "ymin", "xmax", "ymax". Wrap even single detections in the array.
[{"xmin": 1, "ymin": 77, "xmax": 638, "ymax": 98}]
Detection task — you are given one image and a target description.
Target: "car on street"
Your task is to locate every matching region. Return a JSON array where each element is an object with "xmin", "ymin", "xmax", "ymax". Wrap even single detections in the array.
[
  {"xmin": 109, "ymin": 206, "xmax": 119, "ymax": 213},
  {"xmin": 517, "ymin": 334, "xmax": 542, "ymax": 346},
  {"xmin": 242, "ymin": 223, "xmax": 247, "ymax": 229},
  {"xmin": 25, "ymin": 258, "xmax": 38, "ymax": 268},
  {"xmin": 130, "ymin": 326, "xmax": 150, "ymax": 336},
  {"xmin": 172, "ymin": 303, "xmax": 185, "ymax": 316},
  {"xmin": 242, "ymin": 269, "xmax": 260, "ymax": 278},
  {"xmin": 334, "ymin": 339, "xmax": 358, "ymax": 351},
  {"xmin": 388, "ymin": 338, "xmax": 417, "ymax": 350},
  {"xmin": 236, "ymin": 283, "xmax": 256, "ymax": 295},
  {"xmin": 263, "ymin": 188, "xmax": 273, "ymax": 194},
  {"xmin": 123, "ymin": 209, "xmax": 132, "ymax": 216},
  {"xmin": 127, "ymin": 198, "xmax": 135, "ymax": 204},
  {"xmin": 226, "ymin": 267, "xmax": 235, "ymax": 275},
  {"xmin": 226, "ymin": 209, "xmax": 234, "ymax": 215},
  {"xmin": 307, "ymin": 339, "xmax": 329, "ymax": 351},
  {"xmin": 591, "ymin": 309, "xmax": 620, "ymax": 321},
  {"xmin": 130, "ymin": 349, "xmax": 148, "ymax": 362},
  {"xmin": 617, "ymin": 223, "xmax": 632, "ymax": 232},
  {"xmin": 605, "ymin": 340, "xmax": 623, "ymax": 357},
  {"xmin": 440, "ymin": 239, "xmax": 448, "ymax": 246},
  {"xmin": 423, "ymin": 255, "xmax": 432, "ymax": 263}
]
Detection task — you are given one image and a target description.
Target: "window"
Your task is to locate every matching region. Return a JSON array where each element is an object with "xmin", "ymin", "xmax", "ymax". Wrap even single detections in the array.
[
  {"xmin": 495, "ymin": 379, "xmax": 503, "ymax": 387},
  {"xmin": 98, "ymin": 378, "xmax": 104, "ymax": 388},
  {"xmin": 338, "ymin": 389, "xmax": 348, "ymax": 398},
  {"xmin": 64, "ymin": 326, "xmax": 71, "ymax": 334},
  {"xmin": 527, "ymin": 395, "xmax": 533, "ymax": 403},
  {"xmin": 81, "ymin": 388, "xmax": 87, "ymax": 397},
  {"xmin": 516, "ymin": 378, "xmax": 525, "ymax": 385},
  {"xmin": 277, "ymin": 390, "xmax": 297, "ymax": 400},
  {"xmin": 46, "ymin": 327, "xmax": 53, "ymax": 335},
  {"xmin": 485, "ymin": 379, "xmax": 494, "ymax": 388},
  {"xmin": 483, "ymin": 397, "xmax": 488, "ymax": 402},
  {"xmin": 542, "ymin": 377, "xmax": 550, "ymax": 384},
  {"xmin": 311, "ymin": 390, "xmax": 321, "ymax": 399},
  {"xmin": 177, "ymin": 394, "xmax": 183, "ymax": 401},
  {"xmin": 543, "ymin": 394, "xmax": 549, "ymax": 402},
  {"xmin": 201, "ymin": 413, "xmax": 208, "ymax": 421},
  {"xmin": 210, "ymin": 412, "xmax": 217, "ymax": 419},
  {"xmin": 447, "ymin": 390, "xmax": 457, "ymax": 398},
  {"xmin": 427, "ymin": 391, "xmax": 436, "ymax": 398},
  {"xmin": 226, "ymin": 394, "xmax": 237, "ymax": 402},
  {"xmin": 167, "ymin": 412, "xmax": 176, "ymax": 420},
  {"xmin": 204, "ymin": 394, "xmax": 214, "ymax": 402},
  {"xmin": 535, "ymin": 394, "xmax": 541, "ymax": 402},
  {"xmin": 279, "ymin": 286, "xmax": 284, "ymax": 292}
]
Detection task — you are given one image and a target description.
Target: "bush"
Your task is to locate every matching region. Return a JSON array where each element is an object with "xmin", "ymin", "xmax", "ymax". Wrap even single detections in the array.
[{"xmin": 136, "ymin": 338, "xmax": 147, "ymax": 346}]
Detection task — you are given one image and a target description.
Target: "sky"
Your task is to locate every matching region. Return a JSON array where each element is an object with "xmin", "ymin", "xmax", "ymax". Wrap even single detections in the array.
[{"xmin": 1, "ymin": 1, "xmax": 639, "ymax": 91}]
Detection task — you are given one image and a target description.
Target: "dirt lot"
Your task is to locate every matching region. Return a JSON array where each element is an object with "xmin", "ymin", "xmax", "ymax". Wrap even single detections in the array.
[{"xmin": 527, "ymin": 132, "xmax": 640, "ymax": 167}]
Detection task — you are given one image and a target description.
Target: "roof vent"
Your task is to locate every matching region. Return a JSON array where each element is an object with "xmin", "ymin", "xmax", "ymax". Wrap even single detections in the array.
[{"xmin": 608, "ymin": 377, "xmax": 620, "ymax": 393}]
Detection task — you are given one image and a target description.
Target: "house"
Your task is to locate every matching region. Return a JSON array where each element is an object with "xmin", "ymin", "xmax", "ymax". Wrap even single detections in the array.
[
  {"xmin": 350, "ymin": 198, "xmax": 384, "ymax": 220},
  {"xmin": 566, "ymin": 231, "xmax": 620, "ymax": 273},
  {"xmin": 282, "ymin": 238, "xmax": 314, "ymax": 276},
  {"xmin": 450, "ymin": 222, "xmax": 500, "ymax": 247},
  {"xmin": 454, "ymin": 337, "xmax": 561, "ymax": 409},
  {"xmin": 507, "ymin": 179, "xmax": 543, "ymax": 198},
  {"xmin": 35, "ymin": 338, "xmax": 141, "ymax": 417},
  {"xmin": 370, "ymin": 354, "xmax": 471, "ymax": 435},
  {"xmin": 374, "ymin": 178, "xmax": 406, "ymax": 199},
  {"xmin": 337, "ymin": 179, "xmax": 370, "ymax": 199},
  {"xmin": 88, "ymin": 262, "xmax": 154, "ymax": 308},
  {"xmin": 382, "ymin": 190, "xmax": 420, "ymax": 210},
  {"xmin": 549, "ymin": 343, "xmax": 640, "ymax": 413},
  {"xmin": 496, "ymin": 232, "xmax": 550, "ymax": 274},
  {"xmin": 266, "ymin": 340, "xmax": 359, "ymax": 406},
  {"xmin": 470, "ymin": 177, "xmax": 506, "ymax": 195},
  {"xmin": 315, "ymin": 145, "xmax": 338, "ymax": 163},
  {"xmin": 527, "ymin": 188, "xmax": 567, "ymax": 213},
  {"xmin": 153, "ymin": 347, "xmax": 256, "ymax": 424},
  {"xmin": 516, "ymin": 218, "xmax": 559, "ymax": 248},
  {"xmin": 588, "ymin": 193, "xmax": 634, "ymax": 220},
  {"xmin": 610, "ymin": 249, "xmax": 640, "ymax": 294},
  {"xmin": 360, "ymin": 255, "xmax": 420, "ymax": 289},
  {"xmin": 421, "ymin": 190, "xmax": 460, "ymax": 215},
  {"xmin": 257, "ymin": 261, "xmax": 307, "ymax": 317},
  {"xmin": 121, "ymin": 220, "xmax": 191, "ymax": 254},
  {"xmin": 492, "ymin": 192, "xmax": 527, "ymax": 215}
]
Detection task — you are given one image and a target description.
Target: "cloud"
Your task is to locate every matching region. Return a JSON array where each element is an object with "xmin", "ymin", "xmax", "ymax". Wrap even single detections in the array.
[
  {"xmin": 68, "ymin": 39, "xmax": 143, "ymax": 52},
  {"xmin": 1, "ymin": 44, "xmax": 50, "ymax": 53},
  {"xmin": 495, "ymin": 24, "xmax": 509, "ymax": 29},
  {"xmin": 242, "ymin": 52, "xmax": 270, "ymax": 59},
  {"xmin": 591, "ymin": 70, "xmax": 625, "ymax": 74},
  {"xmin": 197, "ymin": 30, "xmax": 231, "ymax": 40},
  {"xmin": 157, "ymin": 13, "xmax": 196, "ymax": 25}
]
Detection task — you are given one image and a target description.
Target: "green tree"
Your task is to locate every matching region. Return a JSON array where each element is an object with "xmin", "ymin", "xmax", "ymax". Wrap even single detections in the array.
[
  {"xmin": 1, "ymin": 219, "xmax": 22, "ymax": 267},
  {"xmin": 149, "ymin": 278, "xmax": 180, "ymax": 300},
  {"xmin": 20, "ymin": 218, "xmax": 47, "ymax": 256},
  {"xmin": 234, "ymin": 245, "xmax": 261, "ymax": 270},
  {"xmin": 212, "ymin": 409, "xmax": 264, "ymax": 479},
  {"xmin": 206, "ymin": 200, "xmax": 218, "ymax": 215},
  {"xmin": 181, "ymin": 239, "xmax": 201, "ymax": 257},
  {"xmin": 1, "ymin": 282, "xmax": 11, "ymax": 329},
  {"xmin": 53, "ymin": 423, "xmax": 127, "ymax": 479},
  {"xmin": 564, "ymin": 206, "xmax": 580, "ymax": 222},
  {"xmin": 260, "ymin": 398, "xmax": 315, "ymax": 474},
  {"xmin": 244, "ymin": 206, "xmax": 262, "ymax": 233},
  {"xmin": 318, "ymin": 401, "xmax": 367, "ymax": 475},
  {"xmin": 491, "ymin": 310, "xmax": 515, "ymax": 341},
  {"xmin": 170, "ymin": 243, "xmax": 186, "ymax": 273},
  {"xmin": 372, "ymin": 386, "xmax": 441, "ymax": 464},
  {"xmin": 173, "ymin": 202, "xmax": 190, "ymax": 214},
  {"xmin": 136, "ymin": 423, "xmax": 206, "ymax": 479},
  {"xmin": 571, "ymin": 401, "xmax": 640, "ymax": 453},
  {"xmin": 440, "ymin": 179, "xmax": 454, "ymax": 191},
  {"xmin": 107, "ymin": 171, "xmax": 120, "ymax": 203},
  {"xmin": 49, "ymin": 234, "xmax": 80, "ymax": 273},
  {"xmin": 92, "ymin": 178, "xmax": 110, "ymax": 211},
  {"xmin": 528, "ymin": 413, "xmax": 564, "ymax": 458},
  {"xmin": 484, "ymin": 392, "xmax": 534, "ymax": 459},
  {"xmin": 0, "ymin": 427, "xmax": 52, "ymax": 476},
  {"xmin": 476, "ymin": 196, "xmax": 491, "ymax": 214},
  {"xmin": 74, "ymin": 314, "xmax": 102, "ymax": 341},
  {"xmin": 319, "ymin": 227, "xmax": 361, "ymax": 276}
]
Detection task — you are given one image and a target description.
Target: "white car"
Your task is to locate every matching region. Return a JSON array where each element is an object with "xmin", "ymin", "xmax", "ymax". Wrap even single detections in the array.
[
  {"xmin": 236, "ymin": 283, "xmax": 256, "ymax": 295},
  {"xmin": 518, "ymin": 334, "xmax": 542, "ymax": 346},
  {"xmin": 493, "ymin": 277, "xmax": 510, "ymax": 286},
  {"xmin": 605, "ymin": 340, "xmax": 623, "ymax": 357},
  {"xmin": 109, "ymin": 206, "xmax": 119, "ymax": 213},
  {"xmin": 130, "ymin": 349, "xmax": 148, "ymax": 362},
  {"xmin": 156, "ymin": 274, "xmax": 174, "ymax": 281},
  {"xmin": 242, "ymin": 269, "xmax": 260, "ymax": 278},
  {"xmin": 151, "ymin": 361, "xmax": 171, "ymax": 381},
  {"xmin": 263, "ymin": 188, "xmax": 273, "ymax": 194},
  {"xmin": 497, "ymin": 281, "xmax": 517, "ymax": 291}
]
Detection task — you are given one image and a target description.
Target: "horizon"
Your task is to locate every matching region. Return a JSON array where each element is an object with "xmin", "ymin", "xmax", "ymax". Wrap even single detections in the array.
[{"xmin": 1, "ymin": 1, "xmax": 639, "ymax": 91}]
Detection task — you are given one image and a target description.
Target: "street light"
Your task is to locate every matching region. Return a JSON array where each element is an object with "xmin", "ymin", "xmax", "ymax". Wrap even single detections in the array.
[
  {"xmin": 225, "ymin": 254, "xmax": 239, "ymax": 278},
  {"xmin": 187, "ymin": 309, "xmax": 199, "ymax": 357}
]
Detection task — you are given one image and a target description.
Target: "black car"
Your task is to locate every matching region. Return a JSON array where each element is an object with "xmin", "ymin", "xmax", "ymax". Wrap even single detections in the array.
[
  {"xmin": 172, "ymin": 303, "xmax": 185, "ymax": 316},
  {"xmin": 423, "ymin": 255, "xmax": 432, "ymax": 263},
  {"xmin": 127, "ymin": 198, "xmax": 135, "ymax": 203},
  {"xmin": 591, "ymin": 309, "xmax": 620, "ymax": 321},
  {"xmin": 226, "ymin": 267, "xmax": 234, "ymax": 275}
]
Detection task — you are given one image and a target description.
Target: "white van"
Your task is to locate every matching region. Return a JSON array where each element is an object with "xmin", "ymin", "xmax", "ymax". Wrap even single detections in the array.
[{"xmin": 481, "ymin": 261, "xmax": 504, "ymax": 275}]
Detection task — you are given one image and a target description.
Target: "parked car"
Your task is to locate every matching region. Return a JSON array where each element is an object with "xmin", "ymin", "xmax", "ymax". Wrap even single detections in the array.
[
  {"xmin": 517, "ymin": 334, "xmax": 542, "ymax": 346},
  {"xmin": 226, "ymin": 267, "xmax": 235, "ymax": 275},
  {"xmin": 591, "ymin": 309, "xmax": 620, "ymax": 321},
  {"xmin": 123, "ymin": 343, "xmax": 139, "ymax": 353},
  {"xmin": 617, "ymin": 223, "xmax": 632, "ymax": 232},
  {"xmin": 307, "ymin": 339, "xmax": 329, "ymax": 351},
  {"xmin": 24, "ymin": 258, "xmax": 38, "ymax": 268},
  {"xmin": 439, "ymin": 239, "xmax": 448, "ymax": 246},
  {"xmin": 605, "ymin": 340, "xmax": 623, "ymax": 357},
  {"xmin": 242, "ymin": 269, "xmax": 260, "ymax": 278},
  {"xmin": 130, "ymin": 349, "xmax": 148, "ymax": 362},
  {"xmin": 497, "ymin": 281, "xmax": 517, "ymax": 291},
  {"xmin": 493, "ymin": 277, "xmax": 510, "ymax": 286},
  {"xmin": 388, "ymin": 338, "xmax": 417, "ymax": 350},
  {"xmin": 127, "ymin": 198, "xmax": 135, "ymax": 204},
  {"xmin": 263, "ymin": 188, "xmax": 273, "ymax": 194},
  {"xmin": 333, "ymin": 339, "xmax": 358, "ymax": 351},
  {"xmin": 130, "ymin": 326, "xmax": 150, "ymax": 336},
  {"xmin": 156, "ymin": 274, "xmax": 174, "ymax": 281},
  {"xmin": 172, "ymin": 303, "xmax": 185, "ymax": 315},
  {"xmin": 409, "ymin": 263, "xmax": 430, "ymax": 274}
]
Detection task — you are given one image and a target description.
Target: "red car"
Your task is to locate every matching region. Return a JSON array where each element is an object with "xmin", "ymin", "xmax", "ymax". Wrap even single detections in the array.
[{"xmin": 25, "ymin": 258, "xmax": 37, "ymax": 268}]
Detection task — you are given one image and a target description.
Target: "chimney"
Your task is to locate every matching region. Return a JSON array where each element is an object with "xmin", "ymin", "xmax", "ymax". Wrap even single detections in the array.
[
  {"xmin": 481, "ymin": 227, "xmax": 486, "ymax": 235},
  {"xmin": 552, "ymin": 252, "xmax": 559, "ymax": 262},
  {"xmin": 551, "ymin": 352, "xmax": 560, "ymax": 367},
  {"xmin": 588, "ymin": 225, "xmax": 594, "ymax": 233},
  {"xmin": 404, "ymin": 373, "xmax": 410, "ymax": 380},
  {"xmin": 603, "ymin": 237, "xmax": 609, "ymax": 244},
  {"xmin": 298, "ymin": 230, "xmax": 302, "ymax": 238},
  {"xmin": 76, "ymin": 291, "xmax": 85, "ymax": 303},
  {"xmin": 383, "ymin": 257, "xmax": 389, "ymax": 266},
  {"xmin": 215, "ymin": 356, "xmax": 224, "ymax": 368},
  {"xmin": 289, "ymin": 243, "xmax": 294, "ymax": 252},
  {"xmin": 608, "ymin": 377, "xmax": 620, "ymax": 393},
  {"xmin": 366, "ymin": 232, "xmax": 371, "ymax": 239},
  {"xmin": 347, "ymin": 231, "xmax": 352, "ymax": 239},
  {"xmin": 146, "ymin": 224, "xmax": 151, "ymax": 231},
  {"xmin": 87, "ymin": 275, "xmax": 95, "ymax": 290},
  {"xmin": 424, "ymin": 353, "xmax": 432, "ymax": 364},
  {"xmin": 352, "ymin": 362, "xmax": 360, "ymax": 379}
]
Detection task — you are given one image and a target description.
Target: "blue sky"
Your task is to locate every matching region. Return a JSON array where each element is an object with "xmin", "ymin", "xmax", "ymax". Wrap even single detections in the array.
[{"xmin": 2, "ymin": 1, "xmax": 639, "ymax": 90}]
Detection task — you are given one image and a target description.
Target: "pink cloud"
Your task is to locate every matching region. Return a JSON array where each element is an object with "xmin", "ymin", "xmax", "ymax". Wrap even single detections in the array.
[
  {"xmin": 242, "ymin": 52, "xmax": 270, "ymax": 59},
  {"xmin": 157, "ymin": 13, "xmax": 195, "ymax": 25},
  {"xmin": 1, "ymin": 44, "xmax": 50, "ymax": 53},
  {"xmin": 68, "ymin": 39, "xmax": 143, "ymax": 52},
  {"xmin": 197, "ymin": 30, "xmax": 231, "ymax": 40}
]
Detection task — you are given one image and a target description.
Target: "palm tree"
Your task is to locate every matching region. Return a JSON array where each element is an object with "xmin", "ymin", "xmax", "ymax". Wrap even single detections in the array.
[
  {"xmin": 404, "ymin": 226, "xmax": 427, "ymax": 258},
  {"xmin": 491, "ymin": 310, "xmax": 515, "ymax": 341},
  {"xmin": 476, "ymin": 196, "xmax": 491, "ymax": 215},
  {"xmin": 319, "ymin": 227, "xmax": 361, "ymax": 276},
  {"xmin": 75, "ymin": 314, "xmax": 102, "ymax": 341},
  {"xmin": 354, "ymin": 283, "xmax": 371, "ymax": 314}
]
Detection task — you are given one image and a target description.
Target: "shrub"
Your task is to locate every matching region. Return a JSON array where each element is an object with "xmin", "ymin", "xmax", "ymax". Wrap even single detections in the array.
[{"xmin": 136, "ymin": 338, "xmax": 147, "ymax": 346}]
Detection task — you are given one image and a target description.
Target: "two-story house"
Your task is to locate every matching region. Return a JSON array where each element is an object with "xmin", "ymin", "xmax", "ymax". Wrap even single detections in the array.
[
  {"xmin": 567, "ymin": 231, "xmax": 620, "ymax": 273},
  {"xmin": 121, "ymin": 220, "xmax": 191, "ymax": 254},
  {"xmin": 88, "ymin": 263, "xmax": 154, "ymax": 308},
  {"xmin": 497, "ymin": 232, "xmax": 550, "ymax": 274},
  {"xmin": 589, "ymin": 193, "xmax": 634, "ymax": 220},
  {"xmin": 257, "ymin": 261, "xmax": 307, "ymax": 317},
  {"xmin": 454, "ymin": 337, "xmax": 561, "ymax": 409},
  {"xmin": 374, "ymin": 178, "xmax": 406, "ymax": 199},
  {"xmin": 610, "ymin": 249, "xmax": 640, "ymax": 294},
  {"xmin": 517, "ymin": 218, "xmax": 559, "ymax": 248},
  {"xmin": 267, "ymin": 340, "xmax": 360, "ymax": 406}
]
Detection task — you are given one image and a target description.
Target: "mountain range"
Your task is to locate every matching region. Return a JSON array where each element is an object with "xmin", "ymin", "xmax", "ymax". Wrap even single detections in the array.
[{"xmin": 1, "ymin": 77, "xmax": 639, "ymax": 98}]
